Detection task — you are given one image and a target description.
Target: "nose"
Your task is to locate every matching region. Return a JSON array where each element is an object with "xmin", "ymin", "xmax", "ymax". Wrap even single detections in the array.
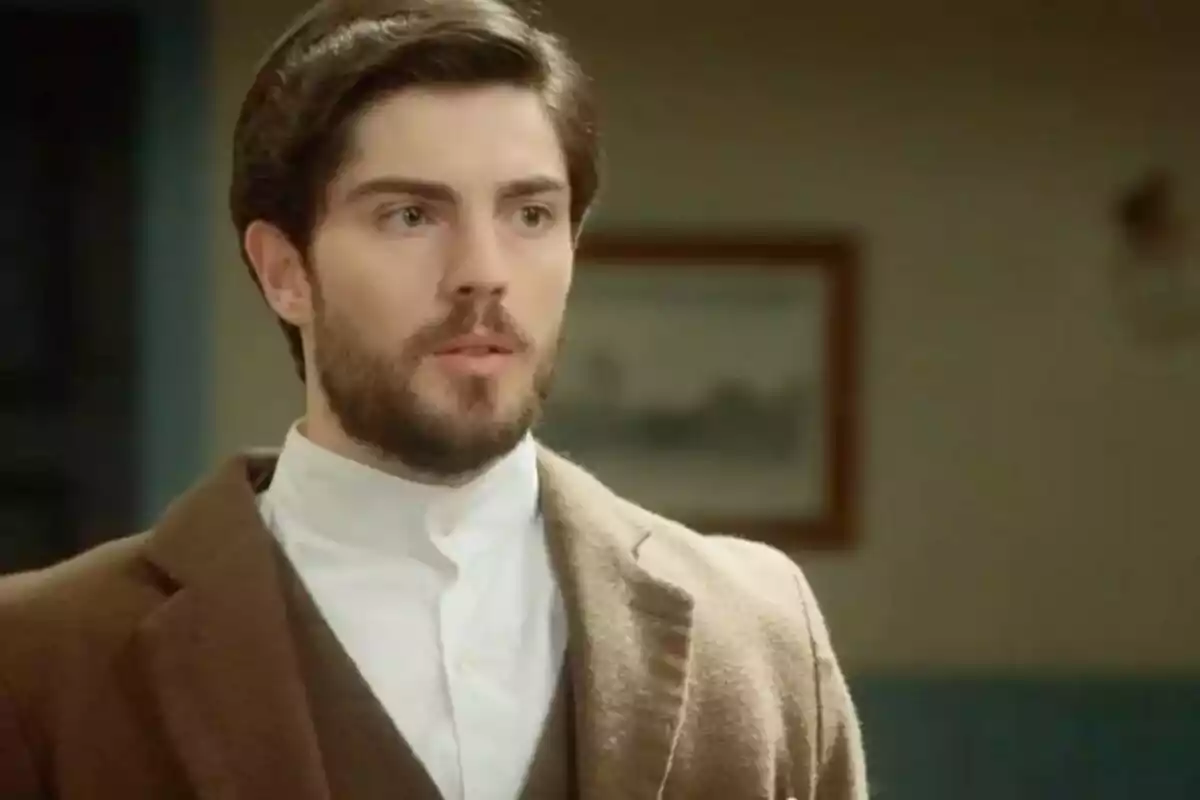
[{"xmin": 444, "ymin": 221, "xmax": 509, "ymax": 302}]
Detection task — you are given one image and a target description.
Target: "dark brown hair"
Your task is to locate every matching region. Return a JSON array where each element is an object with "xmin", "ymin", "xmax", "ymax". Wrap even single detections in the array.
[{"xmin": 229, "ymin": 0, "xmax": 600, "ymax": 380}]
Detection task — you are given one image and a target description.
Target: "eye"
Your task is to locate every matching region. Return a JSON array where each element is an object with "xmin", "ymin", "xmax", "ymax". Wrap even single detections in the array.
[
  {"xmin": 378, "ymin": 204, "xmax": 432, "ymax": 229},
  {"xmin": 517, "ymin": 204, "xmax": 554, "ymax": 229}
]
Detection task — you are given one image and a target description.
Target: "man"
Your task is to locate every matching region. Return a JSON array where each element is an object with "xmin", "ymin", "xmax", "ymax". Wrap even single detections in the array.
[{"xmin": 0, "ymin": 1, "xmax": 867, "ymax": 798}]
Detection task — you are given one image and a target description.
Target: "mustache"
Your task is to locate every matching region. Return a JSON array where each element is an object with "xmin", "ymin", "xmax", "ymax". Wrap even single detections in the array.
[{"xmin": 406, "ymin": 300, "xmax": 532, "ymax": 356}]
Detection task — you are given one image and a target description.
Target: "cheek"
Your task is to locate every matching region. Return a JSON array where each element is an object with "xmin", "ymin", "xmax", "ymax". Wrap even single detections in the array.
[
  {"xmin": 518, "ymin": 249, "xmax": 573, "ymax": 342},
  {"xmin": 312, "ymin": 229, "xmax": 439, "ymax": 347}
]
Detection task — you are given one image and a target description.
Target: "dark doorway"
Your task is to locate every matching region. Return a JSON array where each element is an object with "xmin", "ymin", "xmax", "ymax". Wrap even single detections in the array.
[{"xmin": 0, "ymin": 8, "xmax": 140, "ymax": 572}]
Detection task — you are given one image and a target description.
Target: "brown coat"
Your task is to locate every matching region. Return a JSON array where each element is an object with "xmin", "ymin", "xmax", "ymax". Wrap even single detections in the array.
[{"xmin": 0, "ymin": 447, "xmax": 867, "ymax": 799}]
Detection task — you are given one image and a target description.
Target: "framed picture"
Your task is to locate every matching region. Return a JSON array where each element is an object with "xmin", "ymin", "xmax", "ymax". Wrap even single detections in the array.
[
  {"xmin": 537, "ymin": 233, "xmax": 861, "ymax": 549},
  {"xmin": 0, "ymin": 471, "xmax": 74, "ymax": 573}
]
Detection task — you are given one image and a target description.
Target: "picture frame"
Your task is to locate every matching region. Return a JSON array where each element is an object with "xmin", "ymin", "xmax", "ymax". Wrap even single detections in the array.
[{"xmin": 537, "ymin": 232, "xmax": 862, "ymax": 550}]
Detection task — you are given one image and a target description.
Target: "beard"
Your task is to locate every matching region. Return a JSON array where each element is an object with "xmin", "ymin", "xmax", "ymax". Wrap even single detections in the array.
[{"xmin": 312, "ymin": 291, "xmax": 558, "ymax": 477}]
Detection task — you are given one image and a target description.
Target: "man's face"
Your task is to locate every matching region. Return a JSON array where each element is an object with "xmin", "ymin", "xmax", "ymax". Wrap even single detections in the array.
[{"xmin": 307, "ymin": 85, "xmax": 574, "ymax": 475}]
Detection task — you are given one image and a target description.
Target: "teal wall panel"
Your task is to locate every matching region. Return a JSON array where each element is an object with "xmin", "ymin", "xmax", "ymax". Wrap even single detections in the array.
[
  {"xmin": 2, "ymin": 0, "xmax": 210, "ymax": 523},
  {"xmin": 853, "ymin": 677, "xmax": 1200, "ymax": 799}
]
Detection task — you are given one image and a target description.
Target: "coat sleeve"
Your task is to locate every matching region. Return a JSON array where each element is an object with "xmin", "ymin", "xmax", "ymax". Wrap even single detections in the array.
[
  {"xmin": 0, "ymin": 664, "xmax": 43, "ymax": 799},
  {"xmin": 0, "ymin": 574, "xmax": 46, "ymax": 800},
  {"xmin": 791, "ymin": 568, "xmax": 869, "ymax": 799}
]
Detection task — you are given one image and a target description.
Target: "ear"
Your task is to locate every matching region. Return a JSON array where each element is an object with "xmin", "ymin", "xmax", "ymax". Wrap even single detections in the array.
[{"xmin": 244, "ymin": 220, "xmax": 314, "ymax": 327}]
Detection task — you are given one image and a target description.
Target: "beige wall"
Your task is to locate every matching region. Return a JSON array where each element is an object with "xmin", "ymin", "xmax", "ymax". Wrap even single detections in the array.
[{"xmin": 208, "ymin": 0, "xmax": 1200, "ymax": 672}]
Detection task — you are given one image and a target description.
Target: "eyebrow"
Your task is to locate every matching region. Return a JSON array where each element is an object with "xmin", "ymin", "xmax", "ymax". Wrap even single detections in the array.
[
  {"xmin": 497, "ymin": 176, "xmax": 569, "ymax": 201},
  {"xmin": 343, "ymin": 175, "xmax": 568, "ymax": 205}
]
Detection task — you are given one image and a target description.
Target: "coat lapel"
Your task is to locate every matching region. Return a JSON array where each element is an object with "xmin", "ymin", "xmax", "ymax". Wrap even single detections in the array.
[
  {"xmin": 130, "ymin": 445, "xmax": 692, "ymax": 800},
  {"xmin": 537, "ymin": 448, "xmax": 696, "ymax": 800},
  {"xmin": 135, "ymin": 456, "xmax": 328, "ymax": 800}
]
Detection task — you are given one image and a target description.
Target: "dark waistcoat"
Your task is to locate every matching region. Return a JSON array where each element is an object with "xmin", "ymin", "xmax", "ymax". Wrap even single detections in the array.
[{"xmin": 279, "ymin": 555, "xmax": 577, "ymax": 800}]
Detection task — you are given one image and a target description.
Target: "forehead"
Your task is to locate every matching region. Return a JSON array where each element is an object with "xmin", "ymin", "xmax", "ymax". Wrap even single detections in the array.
[{"xmin": 335, "ymin": 84, "xmax": 568, "ymax": 192}]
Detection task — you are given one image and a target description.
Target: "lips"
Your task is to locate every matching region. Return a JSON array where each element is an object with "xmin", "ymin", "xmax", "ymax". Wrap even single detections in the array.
[
  {"xmin": 428, "ymin": 334, "xmax": 518, "ymax": 378},
  {"xmin": 433, "ymin": 334, "xmax": 518, "ymax": 356},
  {"xmin": 439, "ymin": 344, "xmax": 509, "ymax": 356}
]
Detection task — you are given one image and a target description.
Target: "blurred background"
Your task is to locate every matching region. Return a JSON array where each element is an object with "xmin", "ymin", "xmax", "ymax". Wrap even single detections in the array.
[{"xmin": 2, "ymin": 0, "xmax": 1198, "ymax": 796}]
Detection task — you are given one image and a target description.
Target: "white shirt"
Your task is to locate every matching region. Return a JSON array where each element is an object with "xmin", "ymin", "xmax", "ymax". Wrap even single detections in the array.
[{"xmin": 256, "ymin": 426, "xmax": 567, "ymax": 800}]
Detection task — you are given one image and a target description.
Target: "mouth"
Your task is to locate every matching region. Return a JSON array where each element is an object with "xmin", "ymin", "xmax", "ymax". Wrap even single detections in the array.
[
  {"xmin": 429, "ymin": 335, "xmax": 520, "ymax": 376},
  {"xmin": 432, "ymin": 332, "xmax": 520, "ymax": 357},
  {"xmin": 436, "ymin": 344, "xmax": 513, "ymax": 357}
]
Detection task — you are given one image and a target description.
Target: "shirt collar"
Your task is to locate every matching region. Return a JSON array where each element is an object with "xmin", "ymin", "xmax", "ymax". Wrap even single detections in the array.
[{"xmin": 261, "ymin": 423, "xmax": 540, "ymax": 565}]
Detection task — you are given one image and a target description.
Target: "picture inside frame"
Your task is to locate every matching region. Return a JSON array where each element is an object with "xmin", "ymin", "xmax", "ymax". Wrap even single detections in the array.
[{"xmin": 538, "ymin": 261, "xmax": 831, "ymax": 526}]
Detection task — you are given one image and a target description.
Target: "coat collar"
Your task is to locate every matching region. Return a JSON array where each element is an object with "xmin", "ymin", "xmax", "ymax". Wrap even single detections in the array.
[
  {"xmin": 136, "ymin": 445, "xmax": 695, "ymax": 800},
  {"xmin": 535, "ymin": 448, "xmax": 696, "ymax": 800},
  {"xmin": 137, "ymin": 454, "xmax": 330, "ymax": 800}
]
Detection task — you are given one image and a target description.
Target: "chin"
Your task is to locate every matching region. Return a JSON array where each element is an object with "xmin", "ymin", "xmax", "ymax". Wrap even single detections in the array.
[
  {"xmin": 412, "ymin": 380, "xmax": 528, "ymax": 423},
  {"xmin": 423, "ymin": 364, "xmax": 528, "ymax": 404},
  {"xmin": 455, "ymin": 395, "xmax": 536, "ymax": 432}
]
